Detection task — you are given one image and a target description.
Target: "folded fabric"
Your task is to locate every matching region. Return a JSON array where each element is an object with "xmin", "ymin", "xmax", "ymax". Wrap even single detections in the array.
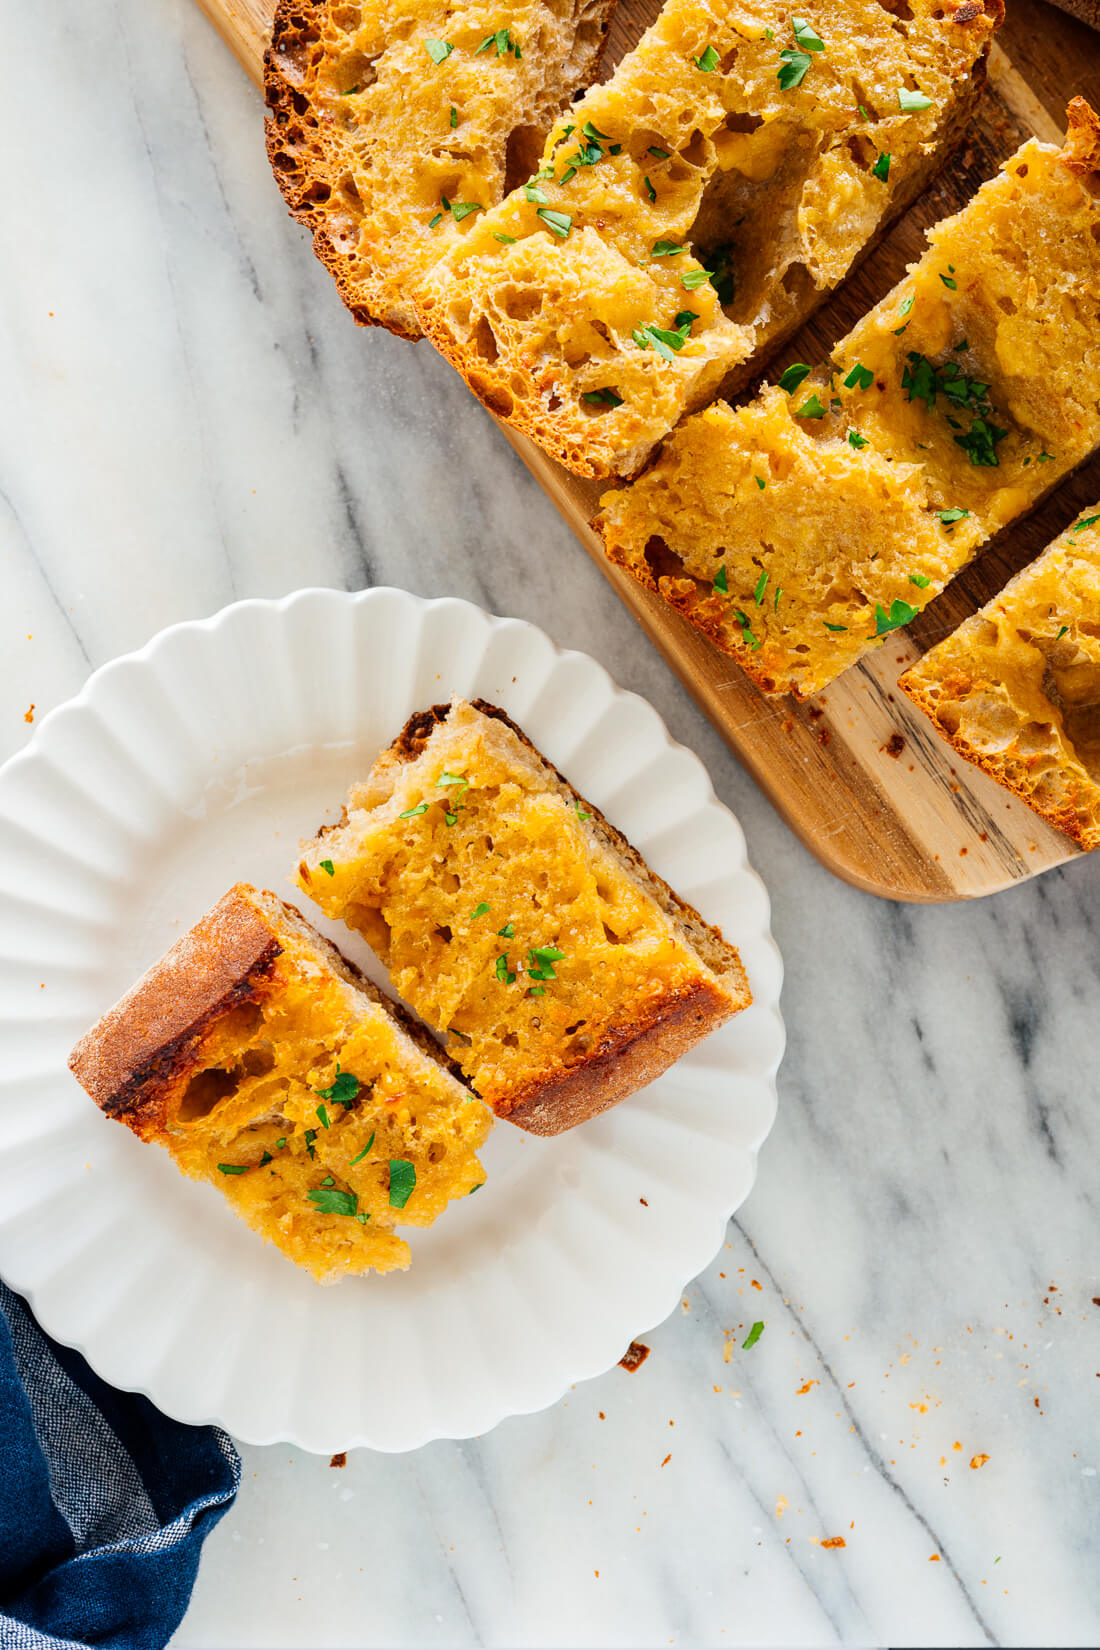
[{"xmin": 0, "ymin": 1280, "xmax": 239, "ymax": 1650}]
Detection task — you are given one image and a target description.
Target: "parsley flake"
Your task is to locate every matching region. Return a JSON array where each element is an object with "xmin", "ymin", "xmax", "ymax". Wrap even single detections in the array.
[
  {"xmin": 742, "ymin": 1320, "xmax": 765, "ymax": 1350},
  {"xmin": 495, "ymin": 954, "xmax": 516, "ymax": 985},
  {"xmin": 320, "ymin": 858, "xmax": 335, "ymax": 876},
  {"xmin": 316, "ymin": 1102, "xmax": 331, "ymax": 1130},
  {"xmin": 497, "ymin": 922, "xmax": 514, "ymax": 938},
  {"xmin": 471, "ymin": 902, "xmax": 491, "ymax": 919},
  {"xmin": 893, "ymin": 294, "xmax": 914, "ymax": 334},
  {"xmin": 424, "ymin": 38, "xmax": 453, "ymax": 63},
  {"xmin": 1072, "ymin": 514, "xmax": 1100, "ymax": 536},
  {"xmin": 524, "ymin": 181, "xmax": 549, "ymax": 204},
  {"xmin": 939, "ymin": 272, "xmax": 957, "ymax": 290},
  {"xmin": 643, "ymin": 175, "xmax": 657, "ymax": 203},
  {"xmin": 1055, "ymin": 624, "xmax": 1070, "ymax": 641},
  {"xmin": 476, "ymin": 27, "xmax": 520, "ymax": 57},
  {"xmin": 755, "ymin": 474, "xmax": 767, "ymax": 489},
  {"xmin": 733, "ymin": 609, "xmax": 761, "ymax": 650},
  {"xmin": 493, "ymin": 232, "xmax": 517, "ymax": 244},
  {"xmin": 316, "ymin": 1065, "xmax": 361, "ymax": 1107},
  {"xmin": 527, "ymin": 945, "xmax": 566, "ymax": 980},
  {"xmin": 797, "ymin": 393, "xmax": 827, "ymax": 419},
  {"xmin": 875, "ymin": 599, "xmax": 919, "ymax": 636},
  {"xmin": 695, "ymin": 44, "xmax": 720, "ymax": 72},
  {"xmin": 538, "ymin": 207, "xmax": 572, "ymax": 239},
  {"xmin": 777, "ymin": 49, "xmax": 812, "ymax": 90},
  {"xmin": 714, "ymin": 564, "xmax": 729, "ymax": 594},
  {"xmin": 909, "ymin": 573, "xmax": 931, "ymax": 588},
  {"xmin": 872, "ymin": 151, "xmax": 890, "ymax": 182},
  {"xmin": 276, "ymin": 1137, "xmax": 287, "ymax": 1150},
  {"xmin": 348, "ymin": 1131, "xmax": 376, "ymax": 1167},
  {"xmin": 436, "ymin": 770, "xmax": 469, "ymax": 795},
  {"xmin": 399, "ymin": 802, "xmax": 429, "ymax": 818},
  {"xmin": 648, "ymin": 145, "xmax": 670, "ymax": 159},
  {"xmin": 308, "ymin": 1186, "xmax": 359, "ymax": 1218},
  {"xmin": 450, "ymin": 105, "xmax": 458, "ymax": 128},
  {"xmin": 217, "ymin": 1163, "xmax": 248, "ymax": 1175},
  {"xmin": 898, "ymin": 86, "xmax": 932, "ymax": 112},
  {"xmin": 753, "ymin": 570, "xmax": 768, "ymax": 606},
  {"xmin": 938, "ymin": 508, "xmax": 969, "ymax": 525},
  {"xmin": 681, "ymin": 267, "xmax": 714, "ymax": 290},
  {"xmin": 778, "ymin": 362, "xmax": 811, "ymax": 394},
  {"xmin": 651, "ymin": 240, "xmax": 684, "ymax": 257},
  {"xmin": 388, "ymin": 1159, "xmax": 417, "ymax": 1209},
  {"xmin": 848, "ymin": 429, "xmax": 869, "ymax": 450},
  {"xmin": 575, "ymin": 800, "xmax": 592, "ymax": 821},
  {"xmin": 449, "ymin": 201, "xmax": 483, "ymax": 223},
  {"xmin": 791, "ymin": 15, "xmax": 825, "ymax": 50},
  {"xmin": 823, "ymin": 621, "xmax": 848, "ymax": 632},
  {"xmin": 583, "ymin": 387, "xmax": 624, "ymax": 408},
  {"xmin": 844, "ymin": 362, "xmax": 874, "ymax": 391}
]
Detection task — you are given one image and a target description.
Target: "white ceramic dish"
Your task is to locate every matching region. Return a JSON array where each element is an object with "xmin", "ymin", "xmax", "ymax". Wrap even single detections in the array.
[{"xmin": 0, "ymin": 588, "xmax": 782, "ymax": 1453}]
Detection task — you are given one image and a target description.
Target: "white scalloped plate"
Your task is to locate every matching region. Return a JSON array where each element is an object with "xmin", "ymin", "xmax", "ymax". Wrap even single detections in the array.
[{"xmin": 0, "ymin": 588, "xmax": 782, "ymax": 1453}]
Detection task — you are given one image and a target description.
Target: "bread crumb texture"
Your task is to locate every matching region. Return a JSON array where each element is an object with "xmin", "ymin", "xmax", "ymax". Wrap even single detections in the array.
[
  {"xmin": 417, "ymin": 0, "xmax": 998, "ymax": 477},
  {"xmin": 298, "ymin": 699, "xmax": 749, "ymax": 1133},
  {"xmin": 900, "ymin": 508, "xmax": 1100, "ymax": 851},
  {"xmin": 264, "ymin": 0, "xmax": 614, "ymax": 338},
  {"xmin": 598, "ymin": 99, "xmax": 1100, "ymax": 696},
  {"xmin": 69, "ymin": 886, "xmax": 490, "ymax": 1283}
]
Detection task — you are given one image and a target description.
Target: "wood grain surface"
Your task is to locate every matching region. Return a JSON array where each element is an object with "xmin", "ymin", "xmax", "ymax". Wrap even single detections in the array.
[{"xmin": 190, "ymin": 0, "xmax": 1100, "ymax": 900}]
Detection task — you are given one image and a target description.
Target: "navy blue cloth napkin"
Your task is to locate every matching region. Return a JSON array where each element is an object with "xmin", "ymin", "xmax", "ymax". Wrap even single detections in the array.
[{"xmin": 0, "ymin": 1280, "xmax": 240, "ymax": 1650}]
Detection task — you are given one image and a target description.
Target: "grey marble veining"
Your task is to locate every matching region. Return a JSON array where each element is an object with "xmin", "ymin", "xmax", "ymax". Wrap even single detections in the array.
[{"xmin": 2, "ymin": 0, "xmax": 1098, "ymax": 1644}]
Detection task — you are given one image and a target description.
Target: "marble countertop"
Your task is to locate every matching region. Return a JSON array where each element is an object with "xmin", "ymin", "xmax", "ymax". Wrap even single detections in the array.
[{"xmin": 4, "ymin": 1, "xmax": 1099, "ymax": 1644}]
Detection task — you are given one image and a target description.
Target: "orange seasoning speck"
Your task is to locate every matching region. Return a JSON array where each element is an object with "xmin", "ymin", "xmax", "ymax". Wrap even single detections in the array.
[
  {"xmin": 660, "ymin": 1454, "xmax": 671, "ymax": 1468},
  {"xmin": 970, "ymin": 1454, "xmax": 991, "ymax": 1470},
  {"xmin": 929, "ymin": 1554, "xmax": 941, "ymax": 1562},
  {"xmin": 820, "ymin": 1537, "xmax": 847, "ymax": 1550},
  {"xmin": 796, "ymin": 1381, "xmax": 818, "ymax": 1396},
  {"xmin": 23, "ymin": 704, "xmax": 35, "ymax": 724}
]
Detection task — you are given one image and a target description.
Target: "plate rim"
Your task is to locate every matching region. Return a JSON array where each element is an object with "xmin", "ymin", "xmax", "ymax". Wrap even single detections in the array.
[{"xmin": 0, "ymin": 585, "xmax": 784, "ymax": 1451}]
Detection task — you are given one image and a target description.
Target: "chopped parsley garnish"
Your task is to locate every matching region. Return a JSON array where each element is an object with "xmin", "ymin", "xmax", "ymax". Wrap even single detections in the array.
[
  {"xmin": 898, "ymin": 86, "xmax": 932, "ymax": 112},
  {"xmin": 322, "ymin": 1175, "xmax": 335, "ymax": 1187},
  {"xmin": 695, "ymin": 44, "xmax": 720, "ymax": 72},
  {"xmin": 742, "ymin": 1320, "xmax": 765, "ymax": 1350},
  {"xmin": 823, "ymin": 621, "xmax": 848, "ymax": 632},
  {"xmin": 872, "ymin": 151, "xmax": 890, "ymax": 182},
  {"xmin": 437, "ymin": 771, "xmax": 469, "ymax": 794},
  {"xmin": 875, "ymin": 599, "xmax": 919, "ymax": 636},
  {"xmin": 399, "ymin": 802, "xmax": 429, "ymax": 818},
  {"xmin": 388, "ymin": 1159, "xmax": 417, "ymax": 1209},
  {"xmin": 276, "ymin": 1137, "xmax": 287, "ymax": 1150},
  {"xmin": 844, "ymin": 362, "xmax": 874, "ymax": 391},
  {"xmin": 954, "ymin": 416, "xmax": 1007, "ymax": 467},
  {"xmin": 528, "ymin": 945, "xmax": 566, "ymax": 980},
  {"xmin": 315, "ymin": 1064, "xmax": 361, "ymax": 1107},
  {"xmin": 538, "ymin": 207, "xmax": 572, "ymax": 239},
  {"xmin": 476, "ymin": 27, "xmax": 520, "ymax": 57},
  {"xmin": 583, "ymin": 387, "xmax": 624, "ymax": 407},
  {"xmin": 304, "ymin": 1128, "xmax": 317, "ymax": 1159},
  {"xmin": 939, "ymin": 272, "xmax": 957, "ymax": 290},
  {"xmin": 575, "ymin": 800, "xmax": 592, "ymax": 820},
  {"xmin": 848, "ymin": 429, "xmax": 869, "ymax": 450},
  {"xmin": 681, "ymin": 267, "xmax": 715, "ymax": 291},
  {"xmin": 308, "ymin": 1187, "xmax": 359, "ymax": 1218},
  {"xmin": 938, "ymin": 507, "xmax": 969, "ymax": 525},
  {"xmin": 497, "ymin": 922, "xmax": 515, "ymax": 937},
  {"xmin": 468, "ymin": 1183, "xmax": 484, "ymax": 1194},
  {"xmin": 1072, "ymin": 513, "xmax": 1100, "ymax": 536},
  {"xmin": 797, "ymin": 393, "xmax": 827, "ymax": 419},
  {"xmin": 217, "ymin": 1163, "xmax": 248, "ymax": 1175},
  {"xmin": 449, "ymin": 201, "xmax": 483, "ymax": 222},
  {"xmin": 909, "ymin": 573, "xmax": 931, "ymax": 588},
  {"xmin": 493, "ymin": 232, "xmax": 517, "ymax": 244},
  {"xmin": 643, "ymin": 175, "xmax": 657, "ymax": 203},
  {"xmin": 893, "ymin": 294, "xmax": 914, "ymax": 334},
  {"xmin": 524, "ymin": 182, "xmax": 549, "ymax": 204},
  {"xmin": 1038, "ymin": 451, "xmax": 1055, "ymax": 462},
  {"xmin": 316, "ymin": 1102, "xmax": 331, "ymax": 1130},
  {"xmin": 320, "ymin": 858, "xmax": 335, "ymax": 876},
  {"xmin": 753, "ymin": 570, "xmax": 768, "ymax": 606},
  {"xmin": 714, "ymin": 564, "xmax": 729, "ymax": 594},
  {"xmin": 777, "ymin": 48, "xmax": 812, "ymax": 90},
  {"xmin": 755, "ymin": 474, "xmax": 767, "ymax": 489},
  {"xmin": 428, "ymin": 212, "xmax": 444, "ymax": 229},
  {"xmin": 1056, "ymin": 625, "xmax": 1070, "ymax": 641},
  {"xmin": 733, "ymin": 609, "xmax": 761, "ymax": 650},
  {"xmin": 778, "ymin": 362, "xmax": 811, "ymax": 394},
  {"xmin": 774, "ymin": 586, "xmax": 784, "ymax": 611},
  {"xmin": 651, "ymin": 240, "xmax": 684, "ymax": 257},
  {"xmin": 424, "ymin": 38, "xmax": 453, "ymax": 62},
  {"xmin": 495, "ymin": 954, "xmax": 516, "ymax": 984},
  {"xmin": 450, "ymin": 106, "xmax": 458, "ymax": 128},
  {"xmin": 633, "ymin": 315, "xmax": 695, "ymax": 361},
  {"xmin": 791, "ymin": 15, "xmax": 825, "ymax": 50},
  {"xmin": 648, "ymin": 145, "xmax": 670, "ymax": 159},
  {"xmin": 471, "ymin": 902, "xmax": 491, "ymax": 919},
  {"xmin": 260, "ymin": 1150, "xmax": 273, "ymax": 1166},
  {"xmin": 348, "ymin": 1131, "xmax": 376, "ymax": 1167}
]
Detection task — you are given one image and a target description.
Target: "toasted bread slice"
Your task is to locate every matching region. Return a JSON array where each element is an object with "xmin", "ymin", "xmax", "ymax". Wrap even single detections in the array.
[
  {"xmin": 69, "ymin": 884, "xmax": 491, "ymax": 1282},
  {"xmin": 597, "ymin": 99, "xmax": 1100, "ymax": 697},
  {"xmin": 899, "ymin": 506, "xmax": 1100, "ymax": 850},
  {"xmin": 297, "ymin": 699, "xmax": 750, "ymax": 1135},
  {"xmin": 264, "ymin": 0, "xmax": 616, "ymax": 339},
  {"xmin": 416, "ymin": 0, "xmax": 999, "ymax": 478}
]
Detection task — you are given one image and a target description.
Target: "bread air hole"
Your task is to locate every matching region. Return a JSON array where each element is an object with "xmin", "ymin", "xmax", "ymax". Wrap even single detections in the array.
[
  {"xmin": 505, "ymin": 125, "xmax": 545, "ymax": 195},
  {"xmin": 179, "ymin": 1066, "xmax": 242, "ymax": 1122},
  {"xmin": 331, "ymin": 49, "xmax": 379, "ymax": 95}
]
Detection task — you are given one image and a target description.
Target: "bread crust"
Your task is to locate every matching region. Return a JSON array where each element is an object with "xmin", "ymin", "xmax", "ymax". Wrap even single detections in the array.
[
  {"xmin": 353, "ymin": 699, "xmax": 749, "ymax": 1135},
  {"xmin": 69, "ymin": 887, "xmax": 285, "ymax": 1133}
]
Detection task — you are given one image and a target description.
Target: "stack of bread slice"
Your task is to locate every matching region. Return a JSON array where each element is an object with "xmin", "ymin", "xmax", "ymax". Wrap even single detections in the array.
[
  {"xmin": 899, "ymin": 506, "xmax": 1100, "ymax": 851},
  {"xmin": 265, "ymin": 0, "xmax": 616, "ymax": 337},
  {"xmin": 596, "ymin": 99, "xmax": 1100, "ymax": 698},
  {"xmin": 415, "ymin": 0, "xmax": 1000, "ymax": 477}
]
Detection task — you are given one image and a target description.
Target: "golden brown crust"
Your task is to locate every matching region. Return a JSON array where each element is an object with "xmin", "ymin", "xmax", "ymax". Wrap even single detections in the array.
[
  {"xmin": 500, "ymin": 976, "xmax": 735, "ymax": 1135},
  {"xmin": 69, "ymin": 886, "xmax": 285, "ymax": 1128},
  {"xmin": 898, "ymin": 669, "xmax": 1092, "ymax": 848},
  {"xmin": 1065, "ymin": 94, "xmax": 1100, "ymax": 180}
]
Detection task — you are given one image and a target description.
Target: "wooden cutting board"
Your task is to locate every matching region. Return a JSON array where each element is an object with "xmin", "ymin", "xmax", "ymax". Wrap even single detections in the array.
[{"xmin": 191, "ymin": 0, "xmax": 1100, "ymax": 900}]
